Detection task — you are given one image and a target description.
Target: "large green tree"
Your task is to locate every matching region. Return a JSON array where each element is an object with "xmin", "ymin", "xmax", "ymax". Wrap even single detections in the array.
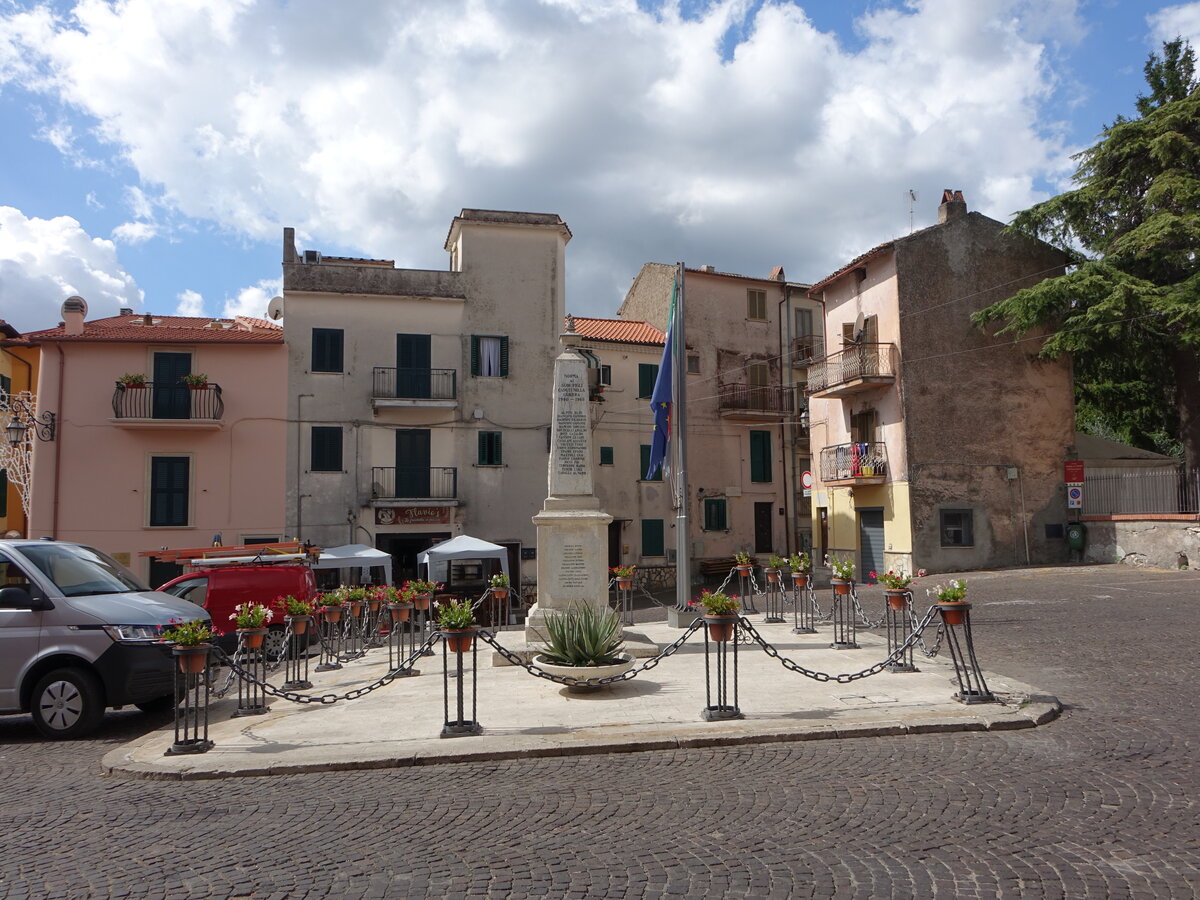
[{"xmin": 973, "ymin": 39, "xmax": 1200, "ymax": 465}]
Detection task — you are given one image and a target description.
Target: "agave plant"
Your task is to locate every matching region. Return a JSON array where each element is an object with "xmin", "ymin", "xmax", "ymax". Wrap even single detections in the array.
[{"xmin": 540, "ymin": 604, "xmax": 625, "ymax": 667}]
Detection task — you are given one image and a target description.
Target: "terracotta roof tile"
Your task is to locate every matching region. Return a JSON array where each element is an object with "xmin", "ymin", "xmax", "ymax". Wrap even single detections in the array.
[
  {"xmin": 572, "ymin": 317, "xmax": 665, "ymax": 345},
  {"xmin": 26, "ymin": 314, "xmax": 283, "ymax": 344}
]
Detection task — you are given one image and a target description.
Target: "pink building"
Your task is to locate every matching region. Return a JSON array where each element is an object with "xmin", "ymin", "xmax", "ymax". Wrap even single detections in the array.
[{"xmin": 24, "ymin": 299, "xmax": 287, "ymax": 585}]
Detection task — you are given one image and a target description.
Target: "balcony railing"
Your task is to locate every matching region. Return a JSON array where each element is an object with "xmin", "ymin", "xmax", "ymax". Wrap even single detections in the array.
[
  {"xmin": 112, "ymin": 382, "xmax": 224, "ymax": 421},
  {"xmin": 820, "ymin": 442, "xmax": 889, "ymax": 483},
  {"xmin": 718, "ymin": 383, "xmax": 795, "ymax": 416},
  {"xmin": 791, "ymin": 335, "xmax": 824, "ymax": 367},
  {"xmin": 372, "ymin": 367, "xmax": 457, "ymax": 401},
  {"xmin": 371, "ymin": 466, "xmax": 458, "ymax": 500},
  {"xmin": 806, "ymin": 343, "xmax": 898, "ymax": 396}
]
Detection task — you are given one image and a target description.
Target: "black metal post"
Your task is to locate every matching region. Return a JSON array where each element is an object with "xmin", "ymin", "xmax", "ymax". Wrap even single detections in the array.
[
  {"xmin": 441, "ymin": 630, "xmax": 482, "ymax": 737},
  {"xmin": 233, "ymin": 630, "xmax": 268, "ymax": 717},
  {"xmin": 939, "ymin": 603, "xmax": 995, "ymax": 703},
  {"xmin": 884, "ymin": 591, "xmax": 917, "ymax": 672},
  {"xmin": 166, "ymin": 645, "xmax": 213, "ymax": 755},
  {"xmin": 315, "ymin": 607, "xmax": 343, "ymax": 672},
  {"xmin": 701, "ymin": 616, "xmax": 744, "ymax": 720},
  {"xmin": 792, "ymin": 574, "xmax": 817, "ymax": 633},
  {"xmin": 282, "ymin": 616, "xmax": 313, "ymax": 690},
  {"xmin": 764, "ymin": 572, "xmax": 785, "ymax": 623},
  {"xmin": 831, "ymin": 582, "xmax": 858, "ymax": 649}
]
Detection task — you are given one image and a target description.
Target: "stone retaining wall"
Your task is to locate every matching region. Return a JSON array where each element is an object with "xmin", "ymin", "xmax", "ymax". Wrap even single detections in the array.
[{"xmin": 1081, "ymin": 516, "xmax": 1200, "ymax": 569}]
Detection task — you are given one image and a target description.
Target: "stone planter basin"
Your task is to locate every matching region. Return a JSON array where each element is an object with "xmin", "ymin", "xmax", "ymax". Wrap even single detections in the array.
[{"xmin": 533, "ymin": 653, "xmax": 636, "ymax": 693}]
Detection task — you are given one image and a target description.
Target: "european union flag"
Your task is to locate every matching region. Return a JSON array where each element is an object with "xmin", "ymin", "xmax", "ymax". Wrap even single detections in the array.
[{"xmin": 646, "ymin": 277, "xmax": 678, "ymax": 480}]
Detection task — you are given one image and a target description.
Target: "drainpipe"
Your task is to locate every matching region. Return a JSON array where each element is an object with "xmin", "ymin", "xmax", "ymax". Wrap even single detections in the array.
[
  {"xmin": 51, "ymin": 344, "xmax": 64, "ymax": 539},
  {"xmin": 296, "ymin": 393, "xmax": 314, "ymax": 540},
  {"xmin": 779, "ymin": 285, "xmax": 793, "ymax": 554}
]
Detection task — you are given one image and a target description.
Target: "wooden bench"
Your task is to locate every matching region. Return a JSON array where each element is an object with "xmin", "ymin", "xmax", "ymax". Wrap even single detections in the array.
[{"xmin": 698, "ymin": 557, "xmax": 758, "ymax": 577}]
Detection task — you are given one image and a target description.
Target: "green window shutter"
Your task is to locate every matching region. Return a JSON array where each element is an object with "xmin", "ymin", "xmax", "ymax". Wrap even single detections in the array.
[
  {"xmin": 640, "ymin": 444, "xmax": 662, "ymax": 481},
  {"xmin": 599, "ymin": 446, "xmax": 614, "ymax": 466},
  {"xmin": 750, "ymin": 430, "xmax": 772, "ymax": 483},
  {"xmin": 312, "ymin": 328, "xmax": 344, "ymax": 373},
  {"xmin": 499, "ymin": 336, "xmax": 510, "ymax": 376},
  {"xmin": 0, "ymin": 469, "xmax": 7, "ymax": 518},
  {"xmin": 704, "ymin": 498, "xmax": 726, "ymax": 531},
  {"xmin": 478, "ymin": 431, "xmax": 503, "ymax": 466},
  {"xmin": 638, "ymin": 363, "xmax": 658, "ymax": 399},
  {"xmin": 470, "ymin": 336, "xmax": 480, "ymax": 376},
  {"xmin": 149, "ymin": 456, "xmax": 189, "ymax": 526},
  {"xmin": 311, "ymin": 426, "xmax": 343, "ymax": 472},
  {"xmin": 641, "ymin": 519, "xmax": 664, "ymax": 557}
]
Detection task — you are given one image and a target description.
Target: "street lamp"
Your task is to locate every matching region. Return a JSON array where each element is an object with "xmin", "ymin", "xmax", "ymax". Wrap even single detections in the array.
[{"xmin": 3, "ymin": 396, "xmax": 56, "ymax": 446}]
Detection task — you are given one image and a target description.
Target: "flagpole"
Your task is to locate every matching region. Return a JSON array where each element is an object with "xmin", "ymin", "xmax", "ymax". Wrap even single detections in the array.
[{"xmin": 673, "ymin": 261, "xmax": 691, "ymax": 611}]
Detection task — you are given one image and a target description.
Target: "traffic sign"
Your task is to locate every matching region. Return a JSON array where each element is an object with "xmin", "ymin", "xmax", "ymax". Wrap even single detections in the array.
[
  {"xmin": 1064, "ymin": 460, "xmax": 1085, "ymax": 484},
  {"xmin": 1067, "ymin": 485, "xmax": 1083, "ymax": 509},
  {"xmin": 801, "ymin": 470, "xmax": 814, "ymax": 490}
]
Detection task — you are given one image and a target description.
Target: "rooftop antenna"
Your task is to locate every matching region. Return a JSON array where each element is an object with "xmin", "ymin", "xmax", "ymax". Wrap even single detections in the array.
[{"xmin": 907, "ymin": 189, "xmax": 918, "ymax": 233}]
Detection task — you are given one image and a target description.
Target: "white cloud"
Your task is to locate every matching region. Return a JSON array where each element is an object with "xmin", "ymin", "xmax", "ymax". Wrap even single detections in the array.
[
  {"xmin": 0, "ymin": 206, "xmax": 142, "ymax": 330},
  {"xmin": 175, "ymin": 288, "xmax": 204, "ymax": 316},
  {"xmin": 1148, "ymin": 3, "xmax": 1200, "ymax": 46},
  {"xmin": 222, "ymin": 278, "xmax": 279, "ymax": 319},
  {"xmin": 0, "ymin": 0, "xmax": 1086, "ymax": 312},
  {"xmin": 112, "ymin": 221, "xmax": 157, "ymax": 244}
]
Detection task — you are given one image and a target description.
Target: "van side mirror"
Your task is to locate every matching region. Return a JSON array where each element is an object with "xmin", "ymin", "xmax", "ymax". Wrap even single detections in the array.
[{"xmin": 0, "ymin": 585, "xmax": 51, "ymax": 611}]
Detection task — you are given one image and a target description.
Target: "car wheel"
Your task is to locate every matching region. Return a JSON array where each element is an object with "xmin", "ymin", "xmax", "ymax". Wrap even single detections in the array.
[
  {"xmin": 263, "ymin": 625, "xmax": 288, "ymax": 661},
  {"xmin": 31, "ymin": 668, "xmax": 106, "ymax": 740},
  {"xmin": 134, "ymin": 694, "xmax": 176, "ymax": 714}
]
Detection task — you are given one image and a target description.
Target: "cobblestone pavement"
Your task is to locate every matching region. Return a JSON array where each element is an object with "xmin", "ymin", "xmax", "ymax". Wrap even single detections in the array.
[{"xmin": 1, "ymin": 565, "xmax": 1197, "ymax": 898}]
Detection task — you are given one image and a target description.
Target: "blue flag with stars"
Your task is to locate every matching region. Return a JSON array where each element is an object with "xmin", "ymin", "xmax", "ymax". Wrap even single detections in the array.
[{"xmin": 646, "ymin": 276, "xmax": 678, "ymax": 480}]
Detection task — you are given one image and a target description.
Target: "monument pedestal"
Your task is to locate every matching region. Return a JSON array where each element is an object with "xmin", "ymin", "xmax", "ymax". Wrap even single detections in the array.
[{"xmin": 527, "ymin": 496, "xmax": 612, "ymax": 642}]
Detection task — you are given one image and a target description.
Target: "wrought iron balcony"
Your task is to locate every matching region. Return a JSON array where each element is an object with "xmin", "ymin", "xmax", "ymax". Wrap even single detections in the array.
[
  {"xmin": 371, "ymin": 466, "xmax": 458, "ymax": 500},
  {"xmin": 806, "ymin": 343, "xmax": 898, "ymax": 398},
  {"xmin": 717, "ymin": 383, "xmax": 795, "ymax": 418},
  {"xmin": 819, "ymin": 442, "xmax": 889, "ymax": 485},
  {"xmin": 111, "ymin": 382, "xmax": 224, "ymax": 423},
  {"xmin": 790, "ymin": 335, "xmax": 824, "ymax": 367},
  {"xmin": 372, "ymin": 367, "xmax": 457, "ymax": 405}
]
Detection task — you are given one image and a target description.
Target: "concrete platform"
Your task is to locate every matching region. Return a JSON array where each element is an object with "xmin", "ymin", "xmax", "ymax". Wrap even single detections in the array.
[{"xmin": 102, "ymin": 618, "xmax": 1060, "ymax": 780}]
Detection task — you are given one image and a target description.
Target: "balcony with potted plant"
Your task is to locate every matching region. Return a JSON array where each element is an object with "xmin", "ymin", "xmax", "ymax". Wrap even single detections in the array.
[{"xmin": 112, "ymin": 373, "xmax": 224, "ymax": 427}]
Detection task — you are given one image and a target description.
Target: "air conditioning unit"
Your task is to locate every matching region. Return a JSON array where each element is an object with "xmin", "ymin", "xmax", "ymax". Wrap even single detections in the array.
[{"xmin": 303, "ymin": 250, "xmax": 321, "ymax": 265}]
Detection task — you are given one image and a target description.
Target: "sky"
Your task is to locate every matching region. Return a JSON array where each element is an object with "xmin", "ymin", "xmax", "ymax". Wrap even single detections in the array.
[{"xmin": 1, "ymin": 0, "xmax": 1198, "ymax": 333}]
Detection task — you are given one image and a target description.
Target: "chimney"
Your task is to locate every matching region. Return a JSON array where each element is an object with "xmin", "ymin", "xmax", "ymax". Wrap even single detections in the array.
[
  {"xmin": 938, "ymin": 189, "xmax": 967, "ymax": 224},
  {"xmin": 61, "ymin": 295, "xmax": 88, "ymax": 336},
  {"xmin": 699, "ymin": 265, "xmax": 716, "ymax": 273},
  {"xmin": 119, "ymin": 307, "xmax": 134, "ymax": 316},
  {"xmin": 283, "ymin": 227, "xmax": 298, "ymax": 264},
  {"xmin": 142, "ymin": 313, "xmax": 153, "ymax": 326},
  {"xmin": 769, "ymin": 266, "xmax": 785, "ymax": 282}
]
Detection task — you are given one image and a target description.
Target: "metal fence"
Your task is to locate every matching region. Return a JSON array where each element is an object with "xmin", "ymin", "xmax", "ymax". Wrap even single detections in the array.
[{"xmin": 1083, "ymin": 466, "xmax": 1200, "ymax": 515}]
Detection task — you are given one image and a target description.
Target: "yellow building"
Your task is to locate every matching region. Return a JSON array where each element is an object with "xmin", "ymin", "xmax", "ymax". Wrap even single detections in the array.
[{"xmin": 0, "ymin": 321, "xmax": 41, "ymax": 537}]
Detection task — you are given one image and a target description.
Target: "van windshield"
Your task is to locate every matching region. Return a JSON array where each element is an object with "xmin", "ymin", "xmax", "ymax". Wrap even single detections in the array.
[{"xmin": 19, "ymin": 543, "xmax": 148, "ymax": 597}]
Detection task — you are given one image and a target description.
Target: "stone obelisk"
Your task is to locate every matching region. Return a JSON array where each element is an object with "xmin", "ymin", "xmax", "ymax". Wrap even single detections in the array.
[{"xmin": 526, "ymin": 318, "xmax": 613, "ymax": 642}]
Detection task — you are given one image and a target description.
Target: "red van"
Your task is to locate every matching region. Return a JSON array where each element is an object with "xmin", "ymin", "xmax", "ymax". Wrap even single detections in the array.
[{"xmin": 157, "ymin": 563, "xmax": 318, "ymax": 658}]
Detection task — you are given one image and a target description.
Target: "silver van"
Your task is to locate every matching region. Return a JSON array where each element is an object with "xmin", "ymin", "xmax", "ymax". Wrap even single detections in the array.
[{"xmin": 0, "ymin": 539, "xmax": 212, "ymax": 739}]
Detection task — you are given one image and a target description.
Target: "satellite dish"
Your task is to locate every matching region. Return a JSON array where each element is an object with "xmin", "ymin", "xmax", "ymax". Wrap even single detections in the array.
[
  {"xmin": 267, "ymin": 296, "xmax": 284, "ymax": 321},
  {"xmin": 853, "ymin": 312, "xmax": 865, "ymax": 342}
]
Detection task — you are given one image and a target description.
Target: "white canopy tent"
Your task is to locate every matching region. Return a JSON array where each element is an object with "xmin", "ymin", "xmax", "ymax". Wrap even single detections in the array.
[
  {"xmin": 314, "ymin": 543, "xmax": 393, "ymax": 585},
  {"xmin": 417, "ymin": 535, "xmax": 509, "ymax": 586}
]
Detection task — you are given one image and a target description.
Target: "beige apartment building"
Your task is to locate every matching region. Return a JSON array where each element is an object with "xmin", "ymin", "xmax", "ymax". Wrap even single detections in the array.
[
  {"xmin": 280, "ymin": 210, "xmax": 570, "ymax": 589},
  {"xmin": 618, "ymin": 263, "xmax": 822, "ymax": 568},
  {"xmin": 806, "ymin": 191, "xmax": 1074, "ymax": 577}
]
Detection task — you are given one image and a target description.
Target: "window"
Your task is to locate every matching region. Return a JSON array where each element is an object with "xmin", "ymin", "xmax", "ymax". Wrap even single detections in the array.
[
  {"xmin": 311, "ymin": 426, "xmax": 343, "ymax": 472},
  {"xmin": 748, "ymin": 363, "xmax": 769, "ymax": 387},
  {"xmin": 747, "ymin": 289, "xmax": 767, "ymax": 320},
  {"xmin": 149, "ymin": 456, "xmax": 189, "ymax": 527},
  {"xmin": 471, "ymin": 335, "xmax": 509, "ymax": 377},
  {"xmin": 599, "ymin": 364, "xmax": 612, "ymax": 386},
  {"xmin": 641, "ymin": 519, "xmax": 665, "ymax": 557},
  {"xmin": 750, "ymin": 430, "xmax": 772, "ymax": 483},
  {"xmin": 312, "ymin": 328, "xmax": 344, "ymax": 373},
  {"xmin": 478, "ymin": 431, "xmax": 503, "ymax": 466},
  {"xmin": 0, "ymin": 373, "xmax": 10, "ymax": 398},
  {"xmin": 850, "ymin": 410, "xmax": 876, "ymax": 444},
  {"xmin": 687, "ymin": 353, "xmax": 700, "ymax": 374},
  {"xmin": 795, "ymin": 307, "xmax": 813, "ymax": 337},
  {"xmin": 0, "ymin": 469, "xmax": 6, "ymax": 518},
  {"xmin": 638, "ymin": 363, "xmax": 659, "ymax": 398},
  {"xmin": 940, "ymin": 509, "xmax": 974, "ymax": 547},
  {"xmin": 599, "ymin": 446, "xmax": 614, "ymax": 466},
  {"xmin": 640, "ymin": 444, "xmax": 662, "ymax": 481},
  {"xmin": 703, "ymin": 497, "xmax": 727, "ymax": 531}
]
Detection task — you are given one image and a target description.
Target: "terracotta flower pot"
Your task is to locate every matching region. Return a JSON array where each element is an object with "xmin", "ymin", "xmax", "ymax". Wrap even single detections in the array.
[
  {"xmin": 491, "ymin": 587, "xmax": 509, "ymax": 600},
  {"xmin": 389, "ymin": 603, "xmax": 413, "ymax": 623},
  {"xmin": 792, "ymin": 573, "xmax": 810, "ymax": 588},
  {"xmin": 348, "ymin": 601, "xmax": 362, "ymax": 617},
  {"xmin": 173, "ymin": 644, "xmax": 211, "ymax": 674},
  {"xmin": 938, "ymin": 601, "xmax": 970, "ymax": 626},
  {"xmin": 367, "ymin": 599, "xmax": 381, "ymax": 613},
  {"xmin": 832, "ymin": 578, "xmax": 851, "ymax": 595},
  {"xmin": 442, "ymin": 627, "xmax": 477, "ymax": 653},
  {"xmin": 704, "ymin": 614, "xmax": 739, "ymax": 642},
  {"xmin": 616, "ymin": 578, "xmax": 632, "ymax": 590},
  {"xmin": 413, "ymin": 594, "xmax": 432, "ymax": 611},
  {"xmin": 322, "ymin": 605, "xmax": 343, "ymax": 624},
  {"xmin": 885, "ymin": 590, "xmax": 909, "ymax": 610},
  {"xmin": 186, "ymin": 383, "xmax": 205, "ymax": 391},
  {"xmin": 238, "ymin": 627, "xmax": 267, "ymax": 649},
  {"xmin": 735, "ymin": 565, "xmax": 752, "ymax": 576},
  {"xmin": 286, "ymin": 615, "xmax": 310, "ymax": 635},
  {"xmin": 766, "ymin": 569, "xmax": 781, "ymax": 583}
]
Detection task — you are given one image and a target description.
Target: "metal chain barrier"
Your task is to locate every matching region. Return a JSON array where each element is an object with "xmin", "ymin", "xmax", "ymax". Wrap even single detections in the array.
[
  {"xmin": 908, "ymin": 592, "xmax": 945, "ymax": 657},
  {"xmin": 477, "ymin": 619, "xmax": 703, "ymax": 688},
  {"xmin": 739, "ymin": 605, "xmax": 940, "ymax": 684},
  {"xmin": 210, "ymin": 632, "xmax": 440, "ymax": 705},
  {"xmin": 849, "ymin": 583, "xmax": 883, "ymax": 628}
]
